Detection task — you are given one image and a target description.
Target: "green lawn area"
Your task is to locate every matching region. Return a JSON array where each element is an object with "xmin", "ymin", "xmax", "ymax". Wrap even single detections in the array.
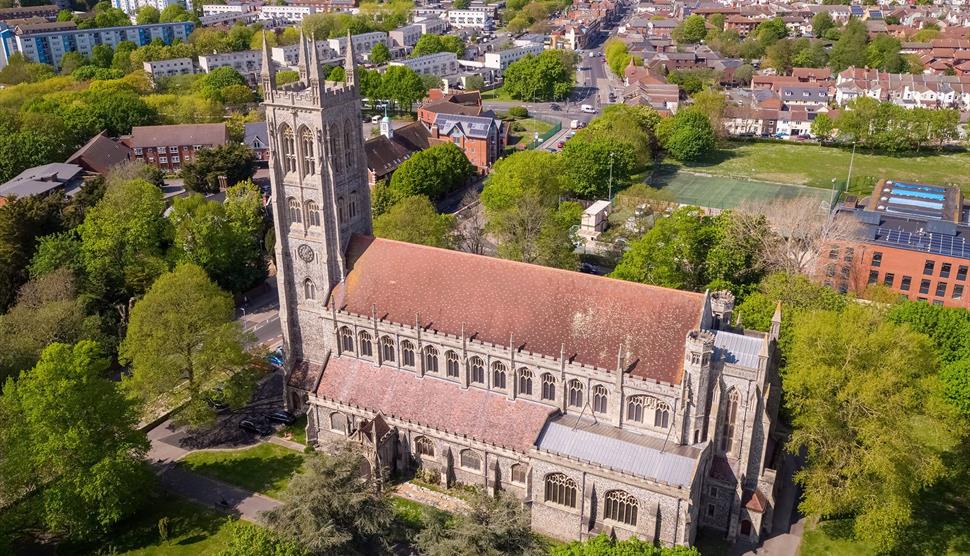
[
  {"xmin": 480, "ymin": 85, "xmax": 515, "ymax": 101},
  {"xmin": 800, "ymin": 520, "xmax": 877, "ymax": 556},
  {"xmin": 669, "ymin": 141, "xmax": 970, "ymax": 194},
  {"xmin": 179, "ymin": 443, "xmax": 305, "ymax": 498},
  {"xmin": 276, "ymin": 414, "xmax": 307, "ymax": 445}
]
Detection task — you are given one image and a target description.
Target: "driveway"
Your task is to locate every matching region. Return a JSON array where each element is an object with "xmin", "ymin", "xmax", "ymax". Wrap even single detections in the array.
[{"xmin": 159, "ymin": 464, "xmax": 281, "ymax": 523}]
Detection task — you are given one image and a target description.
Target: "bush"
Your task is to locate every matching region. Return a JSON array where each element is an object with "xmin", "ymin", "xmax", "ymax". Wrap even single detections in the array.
[{"xmin": 508, "ymin": 106, "xmax": 529, "ymax": 119}]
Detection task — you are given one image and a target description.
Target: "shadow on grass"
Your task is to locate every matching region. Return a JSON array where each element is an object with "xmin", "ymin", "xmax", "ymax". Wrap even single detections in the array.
[{"xmin": 182, "ymin": 448, "xmax": 304, "ymax": 496}]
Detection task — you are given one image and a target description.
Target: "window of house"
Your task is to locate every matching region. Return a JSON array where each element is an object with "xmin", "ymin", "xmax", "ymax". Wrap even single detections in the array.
[
  {"xmin": 941, "ymin": 263, "xmax": 952, "ymax": 278},
  {"xmin": 901, "ymin": 276, "xmax": 912, "ymax": 291},
  {"xmin": 303, "ymin": 279, "xmax": 315, "ymax": 300},
  {"xmin": 470, "ymin": 357, "xmax": 485, "ymax": 384},
  {"xmin": 936, "ymin": 282, "xmax": 948, "ymax": 297},
  {"xmin": 445, "ymin": 350, "xmax": 460, "ymax": 378},
  {"xmin": 868, "ymin": 270, "xmax": 879, "ymax": 285},
  {"xmin": 134, "ymin": 147, "xmax": 143, "ymax": 155},
  {"xmin": 883, "ymin": 273, "xmax": 894, "ymax": 287},
  {"xmin": 380, "ymin": 336, "xmax": 395, "ymax": 362},
  {"xmin": 956, "ymin": 265, "xmax": 969, "ymax": 281},
  {"xmin": 920, "ymin": 279, "xmax": 931, "ymax": 295},
  {"xmin": 339, "ymin": 327, "xmax": 354, "ymax": 353},
  {"xmin": 626, "ymin": 396, "xmax": 645, "ymax": 422},
  {"xmin": 721, "ymin": 389, "xmax": 739, "ymax": 452},
  {"xmin": 953, "ymin": 284, "xmax": 964, "ymax": 300},
  {"xmin": 518, "ymin": 368, "xmax": 533, "ymax": 395},
  {"xmin": 423, "ymin": 345, "xmax": 438, "ymax": 373},
  {"xmin": 828, "ymin": 246, "xmax": 839, "ymax": 259},
  {"xmin": 844, "ymin": 247, "xmax": 854, "ymax": 262},
  {"xmin": 281, "ymin": 126, "xmax": 296, "ymax": 173},
  {"xmin": 871, "ymin": 251, "xmax": 882, "ymax": 267},
  {"xmin": 567, "ymin": 379, "xmax": 584, "ymax": 408},
  {"xmin": 459, "ymin": 449, "xmax": 481, "ymax": 471},
  {"xmin": 171, "ymin": 155, "xmax": 180, "ymax": 163},
  {"xmin": 924, "ymin": 260, "xmax": 935, "ymax": 275},
  {"xmin": 306, "ymin": 201, "xmax": 320, "ymax": 226},
  {"xmin": 604, "ymin": 490, "xmax": 638, "ymax": 526},
  {"xmin": 541, "ymin": 373, "xmax": 556, "ymax": 401},
  {"xmin": 492, "ymin": 361, "xmax": 507, "ymax": 389},
  {"xmin": 169, "ymin": 146, "xmax": 178, "ymax": 153},
  {"xmin": 511, "ymin": 464, "xmax": 527, "ymax": 484},
  {"xmin": 544, "ymin": 473, "xmax": 577, "ymax": 508},
  {"xmin": 159, "ymin": 156, "xmax": 168, "ymax": 164},
  {"xmin": 825, "ymin": 264, "xmax": 835, "ymax": 277},
  {"xmin": 358, "ymin": 330, "xmax": 373, "ymax": 357},
  {"xmin": 592, "ymin": 385, "xmax": 608, "ymax": 413},
  {"xmin": 415, "ymin": 436, "xmax": 435, "ymax": 457},
  {"xmin": 399, "ymin": 340, "xmax": 415, "ymax": 367},
  {"xmin": 933, "ymin": 300, "xmax": 944, "ymax": 306}
]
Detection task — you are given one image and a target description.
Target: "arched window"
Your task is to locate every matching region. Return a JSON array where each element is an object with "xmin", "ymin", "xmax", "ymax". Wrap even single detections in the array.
[
  {"xmin": 541, "ymin": 373, "xmax": 556, "ymax": 401},
  {"xmin": 627, "ymin": 396, "xmax": 645, "ymax": 423},
  {"xmin": 470, "ymin": 356, "xmax": 485, "ymax": 384},
  {"xmin": 460, "ymin": 449, "xmax": 481, "ymax": 471},
  {"xmin": 492, "ymin": 361, "xmax": 507, "ymax": 389},
  {"xmin": 544, "ymin": 473, "xmax": 577, "ymax": 508},
  {"xmin": 415, "ymin": 436, "xmax": 435, "ymax": 457},
  {"xmin": 401, "ymin": 340, "xmax": 415, "ymax": 367},
  {"xmin": 380, "ymin": 336, "xmax": 395, "ymax": 362},
  {"xmin": 280, "ymin": 124, "xmax": 296, "ymax": 173},
  {"xmin": 328, "ymin": 123, "xmax": 342, "ymax": 172},
  {"xmin": 518, "ymin": 368, "xmax": 533, "ymax": 396},
  {"xmin": 592, "ymin": 385, "xmax": 608, "ymax": 414},
  {"xmin": 626, "ymin": 396, "xmax": 671, "ymax": 428},
  {"xmin": 511, "ymin": 464, "xmax": 527, "ymax": 484},
  {"xmin": 300, "ymin": 126, "xmax": 315, "ymax": 175},
  {"xmin": 337, "ymin": 197, "xmax": 346, "ymax": 224},
  {"xmin": 339, "ymin": 326, "xmax": 354, "ymax": 353},
  {"xmin": 722, "ymin": 389, "xmax": 740, "ymax": 452},
  {"xmin": 303, "ymin": 278, "xmax": 315, "ymax": 300},
  {"xmin": 445, "ymin": 350, "xmax": 460, "ymax": 378},
  {"xmin": 604, "ymin": 490, "xmax": 638, "ymax": 526},
  {"xmin": 567, "ymin": 379, "xmax": 584, "ymax": 408},
  {"xmin": 349, "ymin": 191, "xmax": 359, "ymax": 220},
  {"xmin": 358, "ymin": 330, "xmax": 373, "ymax": 357},
  {"xmin": 424, "ymin": 345, "xmax": 439, "ymax": 373},
  {"xmin": 305, "ymin": 200, "xmax": 320, "ymax": 227},
  {"xmin": 343, "ymin": 121, "xmax": 354, "ymax": 169},
  {"xmin": 655, "ymin": 405, "xmax": 670, "ymax": 429},
  {"xmin": 329, "ymin": 412, "xmax": 347, "ymax": 433},
  {"xmin": 287, "ymin": 197, "xmax": 302, "ymax": 224}
]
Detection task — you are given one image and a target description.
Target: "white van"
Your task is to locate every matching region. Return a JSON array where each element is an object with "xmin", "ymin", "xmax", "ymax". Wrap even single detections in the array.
[
  {"xmin": 570, "ymin": 119, "xmax": 580, "ymax": 129},
  {"xmin": 580, "ymin": 104, "xmax": 596, "ymax": 113}
]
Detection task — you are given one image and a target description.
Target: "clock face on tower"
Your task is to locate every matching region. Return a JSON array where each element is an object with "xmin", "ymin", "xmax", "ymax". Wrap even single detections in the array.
[{"xmin": 298, "ymin": 244, "xmax": 315, "ymax": 263}]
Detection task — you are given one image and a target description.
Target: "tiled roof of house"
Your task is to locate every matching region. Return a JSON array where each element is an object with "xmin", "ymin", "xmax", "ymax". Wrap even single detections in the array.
[
  {"xmin": 743, "ymin": 488, "xmax": 769, "ymax": 512},
  {"xmin": 433, "ymin": 113, "xmax": 496, "ymax": 139},
  {"xmin": 363, "ymin": 122, "xmax": 431, "ymax": 176},
  {"xmin": 315, "ymin": 355, "xmax": 557, "ymax": 452},
  {"xmin": 129, "ymin": 123, "xmax": 228, "ymax": 149},
  {"xmin": 329, "ymin": 236, "xmax": 706, "ymax": 382},
  {"xmin": 65, "ymin": 131, "xmax": 131, "ymax": 175}
]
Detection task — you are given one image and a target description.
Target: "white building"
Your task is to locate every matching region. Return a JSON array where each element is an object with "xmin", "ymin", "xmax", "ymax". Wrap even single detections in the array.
[
  {"xmin": 484, "ymin": 43, "xmax": 544, "ymax": 71},
  {"xmin": 112, "ymin": 0, "xmax": 192, "ymax": 16},
  {"xmin": 199, "ymin": 11, "xmax": 256, "ymax": 25},
  {"xmin": 201, "ymin": 3, "xmax": 256, "ymax": 15},
  {"xmin": 390, "ymin": 51, "xmax": 458, "ymax": 76},
  {"xmin": 143, "ymin": 57, "xmax": 194, "ymax": 80},
  {"xmin": 198, "ymin": 49, "xmax": 262, "ymax": 78},
  {"xmin": 271, "ymin": 40, "xmax": 339, "ymax": 66},
  {"xmin": 416, "ymin": 17, "xmax": 449, "ymax": 35},
  {"xmin": 257, "ymin": 5, "xmax": 316, "ymax": 24},
  {"xmin": 446, "ymin": 9, "xmax": 493, "ymax": 30},
  {"xmin": 327, "ymin": 32, "xmax": 388, "ymax": 56},
  {"xmin": 389, "ymin": 24, "xmax": 422, "ymax": 48}
]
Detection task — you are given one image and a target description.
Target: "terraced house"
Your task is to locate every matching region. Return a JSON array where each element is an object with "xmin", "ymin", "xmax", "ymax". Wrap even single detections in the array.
[{"xmin": 265, "ymin": 32, "xmax": 783, "ymax": 547}]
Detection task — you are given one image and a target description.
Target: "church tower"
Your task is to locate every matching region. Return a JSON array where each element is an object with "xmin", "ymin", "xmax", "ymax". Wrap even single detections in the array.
[{"xmin": 262, "ymin": 31, "xmax": 372, "ymax": 370}]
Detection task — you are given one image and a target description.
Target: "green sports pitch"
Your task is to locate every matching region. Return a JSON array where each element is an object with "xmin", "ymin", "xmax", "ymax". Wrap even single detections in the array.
[{"xmin": 654, "ymin": 171, "xmax": 835, "ymax": 210}]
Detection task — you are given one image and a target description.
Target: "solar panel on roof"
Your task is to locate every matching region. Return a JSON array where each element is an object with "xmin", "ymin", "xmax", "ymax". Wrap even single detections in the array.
[
  {"xmin": 888, "ymin": 197, "xmax": 943, "ymax": 210},
  {"xmin": 893, "ymin": 182, "xmax": 946, "ymax": 194},
  {"xmin": 891, "ymin": 187, "xmax": 945, "ymax": 201}
]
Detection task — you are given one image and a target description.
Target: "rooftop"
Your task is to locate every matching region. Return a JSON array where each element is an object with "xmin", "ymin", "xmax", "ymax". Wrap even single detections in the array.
[
  {"xmin": 0, "ymin": 163, "xmax": 84, "ymax": 200},
  {"xmin": 129, "ymin": 123, "xmax": 228, "ymax": 149}
]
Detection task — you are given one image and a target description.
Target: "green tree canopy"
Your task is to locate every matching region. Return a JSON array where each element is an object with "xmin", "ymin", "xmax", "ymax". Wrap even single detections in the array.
[
  {"xmin": 388, "ymin": 142, "xmax": 472, "ymax": 199},
  {"xmin": 0, "ymin": 340, "xmax": 152, "ymax": 539},
  {"xmin": 560, "ymin": 137, "xmax": 636, "ymax": 199},
  {"xmin": 370, "ymin": 41, "xmax": 391, "ymax": 64},
  {"xmin": 379, "ymin": 65, "xmax": 427, "ymax": 110},
  {"xmin": 673, "ymin": 14, "xmax": 707, "ymax": 44},
  {"xmin": 373, "ymin": 195, "xmax": 456, "ymax": 248},
  {"xmin": 656, "ymin": 109, "xmax": 717, "ymax": 162},
  {"xmin": 811, "ymin": 12, "xmax": 835, "ymax": 37},
  {"xmin": 135, "ymin": 5, "xmax": 160, "ymax": 24},
  {"xmin": 502, "ymin": 50, "xmax": 574, "ymax": 102},
  {"xmin": 181, "ymin": 142, "xmax": 257, "ymax": 194},
  {"xmin": 415, "ymin": 491, "xmax": 538, "ymax": 555},
  {"xmin": 551, "ymin": 533, "xmax": 701, "ymax": 555},
  {"xmin": 828, "ymin": 17, "xmax": 868, "ymax": 71},
  {"xmin": 0, "ymin": 191, "xmax": 65, "ymax": 312},
  {"xmin": 756, "ymin": 17, "xmax": 788, "ymax": 46},
  {"xmin": 411, "ymin": 34, "xmax": 465, "ymax": 57}
]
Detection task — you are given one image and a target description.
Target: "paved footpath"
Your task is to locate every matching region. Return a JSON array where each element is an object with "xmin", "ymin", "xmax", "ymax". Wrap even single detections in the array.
[{"xmin": 159, "ymin": 464, "xmax": 281, "ymax": 523}]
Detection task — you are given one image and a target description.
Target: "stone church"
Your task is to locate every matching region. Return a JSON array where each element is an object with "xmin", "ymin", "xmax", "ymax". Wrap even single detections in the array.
[{"xmin": 262, "ymin": 32, "xmax": 784, "ymax": 546}]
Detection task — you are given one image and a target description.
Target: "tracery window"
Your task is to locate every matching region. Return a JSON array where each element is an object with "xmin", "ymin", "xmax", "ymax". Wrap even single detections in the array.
[
  {"xmin": 305, "ymin": 200, "xmax": 320, "ymax": 226},
  {"xmin": 287, "ymin": 197, "xmax": 301, "ymax": 224},
  {"xmin": 339, "ymin": 326, "xmax": 354, "ymax": 353},
  {"xmin": 445, "ymin": 350, "xmax": 460, "ymax": 378},
  {"xmin": 604, "ymin": 490, "xmax": 638, "ymax": 526},
  {"xmin": 460, "ymin": 449, "xmax": 481, "ymax": 471},
  {"xmin": 492, "ymin": 361, "xmax": 507, "ymax": 389},
  {"xmin": 544, "ymin": 473, "xmax": 577, "ymax": 508},
  {"xmin": 300, "ymin": 127, "xmax": 315, "ymax": 175},
  {"xmin": 511, "ymin": 464, "xmax": 527, "ymax": 484},
  {"xmin": 280, "ymin": 125, "xmax": 296, "ymax": 173},
  {"xmin": 358, "ymin": 330, "xmax": 373, "ymax": 357},
  {"xmin": 415, "ymin": 436, "xmax": 435, "ymax": 457},
  {"xmin": 626, "ymin": 395, "xmax": 671, "ymax": 429},
  {"xmin": 402, "ymin": 340, "xmax": 415, "ymax": 367},
  {"xmin": 303, "ymin": 279, "xmax": 315, "ymax": 300},
  {"xmin": 541, "ymin": 373, "xmax": 556, "ymax": 401},
  {"xmin": 424, "ymin": 345, "xmax": 439, "ymax": 373},
  {"xmin": 337, "ymin": 197, "xmax": 346, "ymax": 224},
  {"xmin": 567, "ymin": 379, "xmax": 584, "ymax": 408},
  {"xmin": 470, "ymin": 356, "xmax": 485, "ymax": 384},
  {"xmin": 722, "ymin": 389, "xmax": 739, "ymax": 452},
  {"xmin": 349, "ymin": 191, "xmax": 359, "ymax": 220},
  {"xmin": 518, "ymin": 368, "xmax": 533, "ymax": 396},
  {"xmin": 655, "ymin": 405, "xmax": 670, "ymax": 428},
  {"xmin": 343, "ymin": 122, "xmax": 354, "ymax": 169},
  {"xmin": 380, "ymin": 336, "xmax": 395, "ymax": 362},
  {"xmin": 328, "ymin": 123, "xmax": 342, "ymax": 172},
  {"xmin": 592, "ymin": 385, "xmax": 608, "ymax": 413}
]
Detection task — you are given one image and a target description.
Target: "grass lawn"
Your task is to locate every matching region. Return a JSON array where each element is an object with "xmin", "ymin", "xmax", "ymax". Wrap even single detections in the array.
[
  {"xmin": 670, "ymin": 141, "xmax": 970, "ymax": 194},
  {"xmin": 480, "ymin": 86, "xmax": 516, "ymax": 101},
  {"xmin": 179, "ymin": 443, "xmax": 305, "ymax": 498},
  {"xmin": 276, "ymin": 414, "xmax": 307, "ymax": 445},
  {"xmin": 799, "ymin": 520, "xmax": 877, "ymax": 556},
  {"xmin": 514, "ymin": 117, "xmax": 554, "ymax": 135}
]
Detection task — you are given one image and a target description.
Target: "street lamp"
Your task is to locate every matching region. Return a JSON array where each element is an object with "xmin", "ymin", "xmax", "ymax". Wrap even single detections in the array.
[{"xmin": 608, "ymin": 151, "xmax": 615, "ymax": 202}]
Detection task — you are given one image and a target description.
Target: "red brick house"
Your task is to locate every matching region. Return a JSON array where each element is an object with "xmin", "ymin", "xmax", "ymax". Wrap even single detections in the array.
[{"xmin": 125, "ymin": 123, "xmax": 229, "ymax": 173}]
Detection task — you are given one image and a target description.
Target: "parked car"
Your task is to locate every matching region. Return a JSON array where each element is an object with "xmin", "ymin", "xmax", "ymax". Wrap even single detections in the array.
[
  {"xmin": 549, "ymin": 103, "xmax": 560, "ymax": 111},
  {"xmin": 557, "ymin": 141, "xmax": 565, "ymax": 149},
  {"xmin": 581, "ymin": 104, "xmax": 596, "ymax": 113},
  {"xmin": 267, "ymin": 410, "xmax": 297, "ymax": 425},
  {"xmin": 240, "ymin": 418, "xmax": 272, "ymax": 436}
]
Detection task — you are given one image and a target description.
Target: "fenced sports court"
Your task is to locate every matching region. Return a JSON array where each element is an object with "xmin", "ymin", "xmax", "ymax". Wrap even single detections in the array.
[{"xmin": 652, "ymin": 170, "xmax": 835, "ymax": 210}]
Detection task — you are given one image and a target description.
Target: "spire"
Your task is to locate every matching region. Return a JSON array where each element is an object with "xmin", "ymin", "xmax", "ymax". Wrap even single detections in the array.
[
  {"xmin": 769, "ymin": 301, "xmax": 782, "ymax": 341},
  {"xmin": 260, "ymin": 31, "xmax": 274, "ymax": 97},
  {"xmin": 344, "ymin": 30, "xmax": 357, "ymax": 86},
  {"xmin": 308, "ymin": 32, "xmax": 321, "ymax": 83},
  {"xmin": 297, "ymin": 28, "xmax": 308, "ymax": 83}
]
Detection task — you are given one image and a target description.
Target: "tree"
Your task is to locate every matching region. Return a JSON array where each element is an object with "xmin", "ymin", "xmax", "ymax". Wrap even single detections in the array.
[
  {"xmin": 388, "ymin": 142, "xmax": 472, "ymax": 199},
  {"xmin": 810, "ymin": 112, "xmax": 834, "ymax": 141},
  {"xmin": 379, "ymin": 65, "xmax": 427, "ymax": 110},
  {"xmin": 656, "ymin": 109, "xmax": 717, "ymax": 162},
  {"xmin": 159, "ymin": 3, "xmax": 193, "ymax": 22},
  {"xmin": 560, "ymin": 137, "xmax": 636, "ymax": 199},
  {"xmin": 551, "ymin": 534, "xmax": 701, "ymax": 555},
  {"xmin": 502, "ymin": 51, "xmax": 574, "ymax": 102},
  {"xmin": 691, "ymin": 88, "xmax": 727, "ymax": 137},
  {"xmin": 866, "ymin": 34, "xmax": 903, "ymax": 72},
  {"xmin": 135, "ymin": 5, "xmax": 160, "ymax": 24},
  {"xmin": 59, "ymin": 52, "xmax": 87, "ymax": 75},
  {"xmin": 120, "ymin": 264, "xmax": 253, "ymax": 425},
  {"xmin": 373, "ymin": 195, "xmax": 456, "ymax": 248},
  {"xmin": 0, "ymin": 192, "xmax": 65, "ymax": 312},
  {"xmin": 0, "ymin": 341, "xmax": 152, "ymax": 539},
  {"xmin": 218, "ymin": 520, "xmax": 306, "ymax": 556},
  {"xmin": 369, "ymin": 42, "xmax": 390, "ymax": 64},
  {"xmin": 811, "ymin": 12, "xmax": 834, "ymax": 37},
  {"xmin": 181, "ymin": 142, "xmax": 257, "ymax": 194},
  {"xmin": 736, "ymin": 272, "xmax": 847, "ymax": 332},
  {"xmin": 0, "ymin": 53, "xmax": 55, "ymax": 85},
  {"xmin": 265, "ymin": 446, "xmax": 393, "ymax": 554},
  {"xmin": 828, "ymin": 18, "xmax": 868, "ymax": 71},
  {"xmin": 785, "ymin": 304, "xmax": 959, "ymax": 552},
  {"xmin": 327, "ymin": 65, "xmax": 346, "ymax": 82},
  {"xmin": 673, "ymin": 14, "xmax": 707, "ymax": 44},
  {"xmin": 464, "ymin": 74, "xmax": 485, "ymax": 91},
  {"xmin": 411, "ymin": 34, "xmax": 465, "ymax": 57},
  {"xmin": 734, "ymin": 63, "xmax": 754, "ymax": 85},
  {"xmin": 416, "ymin": 491, "xmax": 539, "ymax": 555},
  {"xmin": 756, "ymin": 17, "xmax": 788, "ymax": 46}
]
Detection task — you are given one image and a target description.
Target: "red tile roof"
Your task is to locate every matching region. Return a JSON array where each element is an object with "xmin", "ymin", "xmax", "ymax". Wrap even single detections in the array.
[
  {"xmin": 743, "ymin": 488, "xmax": 768, "ymax": 513},
  {"xmin": 330, "ymin": 236, "xmax": 705, "ymax": 383},
  {"xmin": 315, "ymin": 355, "xmax": 556, "ymax": 452}
]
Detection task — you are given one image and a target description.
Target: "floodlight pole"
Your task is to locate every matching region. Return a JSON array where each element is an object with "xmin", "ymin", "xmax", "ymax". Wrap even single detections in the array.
[
  {"xmin": 608, "ymin": 151, "xmax": 615, "ymax": 202},
  {"xmin": 845, "ymin": 142, "xmax": 856, "ymax": 193}
]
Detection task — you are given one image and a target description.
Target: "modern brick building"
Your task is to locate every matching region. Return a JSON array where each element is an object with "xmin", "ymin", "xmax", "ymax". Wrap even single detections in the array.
[
  {"xmin": 125, "ymin": 123, "xmax": 229, "ymax": 173},
  {"xmin": 822, "ymin": 180, "xmax": 970, "ymax": 309}
]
